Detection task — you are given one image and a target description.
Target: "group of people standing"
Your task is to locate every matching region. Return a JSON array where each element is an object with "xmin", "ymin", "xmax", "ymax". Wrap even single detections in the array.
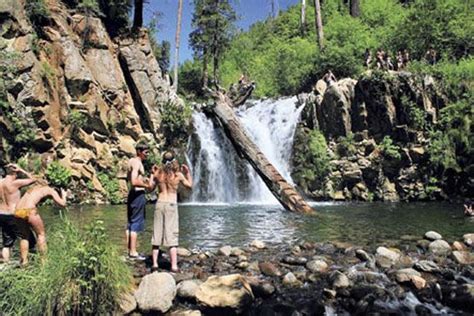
[
  {"xmin": 126, "ymin": 142, "xmax": 192, "ymax": 273},
  {"xmin": 0, "ymin": 164, "xmax": 67, "ymax": 265},
  {"xmin": 364, "ymin": 47, "xmax": 438, "ymax": 71}
]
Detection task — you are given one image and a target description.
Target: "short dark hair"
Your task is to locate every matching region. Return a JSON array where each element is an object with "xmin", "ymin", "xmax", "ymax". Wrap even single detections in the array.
[
  {"xmin": 135, "ymin": 142, "xmax": 149, "ymax": 152},
  {"xmin": 5, "ymin": 165, "xmax": 16, "ymax": 176}
]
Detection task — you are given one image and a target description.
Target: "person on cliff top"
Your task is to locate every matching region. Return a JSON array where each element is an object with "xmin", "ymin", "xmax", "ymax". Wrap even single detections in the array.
[
  {"xmin": 126, "ymin": 141, "xmax": 151, "ymax": 261},
  {"xmin": 323, "ymin": 70, "xmax": 337, "ymax": 86},
  {"xmin": 14, "ymin": 179, "xmax": 67, "ymax": 264},
  {"xmin": 148, "ymin": 151, "xmax": 192, "ymax": 273},
  {"xmin": 464, "ymin": 202, "xmax": 473, "ymax": 217},
  {"xmin": 0, "ymin": 164, "xmax": 36, "ymax": 265}
]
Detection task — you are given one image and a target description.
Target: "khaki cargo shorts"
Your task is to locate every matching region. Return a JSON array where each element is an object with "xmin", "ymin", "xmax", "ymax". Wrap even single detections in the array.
[{"xmin": 152, "ymin": 202, "xmax": 179, "ymax": 247}]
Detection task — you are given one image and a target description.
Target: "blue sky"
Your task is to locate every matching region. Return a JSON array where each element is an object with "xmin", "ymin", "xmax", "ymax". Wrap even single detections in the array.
[{"xmin": 143, "ymin": 0, "xmax": 300, "ymax": 65}]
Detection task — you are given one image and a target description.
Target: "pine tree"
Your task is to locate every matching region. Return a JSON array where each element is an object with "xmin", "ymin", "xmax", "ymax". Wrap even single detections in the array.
[
  {"xmin": 190, "ymin": 0, "xmax": 236, "ymax": 89},
  {"xmin": 313, "ymin": 0, "xmax": 323, "ymax": 51},
  {"xmin": 132, "ymin": 0, "xmax": 144, "ymax": 30}
]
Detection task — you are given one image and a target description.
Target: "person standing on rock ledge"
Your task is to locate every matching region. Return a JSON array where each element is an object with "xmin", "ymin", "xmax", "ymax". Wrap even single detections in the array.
[
  {"xmin": 148, "ymin": 151, "xmax": 192, "ymax": 273},
  {"xmin": 126, "ymin": 141, "xmax": 151, "ymax": 261}
]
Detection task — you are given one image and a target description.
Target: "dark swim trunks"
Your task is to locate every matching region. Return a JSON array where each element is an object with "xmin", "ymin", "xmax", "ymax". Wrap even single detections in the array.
[
  {"xmin": 0, "ymin": 214, "xmax": 36, "ymax": 248},
  {"xmin": 127, "ymin": 190, "xmax": 146, "ymax": 232}
]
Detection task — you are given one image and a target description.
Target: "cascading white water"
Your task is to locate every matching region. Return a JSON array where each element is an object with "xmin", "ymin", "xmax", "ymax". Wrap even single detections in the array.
[{"xmin": 188, "ymin": 96, "xmax": 305, "ymax": 203}]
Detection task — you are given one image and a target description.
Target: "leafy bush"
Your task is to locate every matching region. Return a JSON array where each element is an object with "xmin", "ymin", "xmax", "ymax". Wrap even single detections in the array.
[
  {"xmin": 46, "ymin": 162, "xmax": 72, "ymax": 187},
  {"xmin": 400, "ymin": 95, "xmax": 426, "ymax": 130},
  {"xmin": 68, "ymin": 110, "xmax": 88, "ymax": 129},
  {"xmin": 160, "ymin": 101, "xmax": 193, "ymax": 143},
  {"xmin": 293, "ymin": 130, "xmax": 331, "ymax": 189},
  {"xmin": 0, "ymin": 217, "xmax": 133, "ymax": 315},
  {"xmin": 77, "ymin": 0, "xmax": 101, "ymax": 15},
  {"xmin": 379, "ymin": 136, "xmax": 401, "ymax": 160},
  {"xmin": 25, "ymin": 0, "xmax": 51, "ymax": 35},
  {"xmin": 97, "ymin": 171, "xmax": 122, "ymax": 204},
  {"xmin": 337, "ymin": 133, "xmax": 357, "ymax": 157}
]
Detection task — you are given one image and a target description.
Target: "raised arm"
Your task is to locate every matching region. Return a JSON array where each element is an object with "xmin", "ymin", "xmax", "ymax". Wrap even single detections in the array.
[
  {"xmin": 179, "ymin": 164, "xmax": 193, "ymax": 189},
  {"xmin": 48, "ymin": 187, "xmax": 67, "ymax": 207},
  {"xmin": 9, "ymin": 164, "xmax": 36, "ymax": 188}
]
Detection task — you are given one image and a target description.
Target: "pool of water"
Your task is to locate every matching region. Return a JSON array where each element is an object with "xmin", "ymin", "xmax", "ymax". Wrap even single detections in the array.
[{"xmin": 39, "ymin": 202, "xmax": 473, "ymax": 253}]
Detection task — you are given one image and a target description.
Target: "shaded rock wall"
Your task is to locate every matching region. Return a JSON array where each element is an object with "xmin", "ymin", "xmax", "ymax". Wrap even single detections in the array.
[
  {"xmin": 293, "ymin": 71, "xmax": 455, "ymax": 202},
  {"xmin": 0, "ymin": 0, "xmax": 183, "ymax": 203}
]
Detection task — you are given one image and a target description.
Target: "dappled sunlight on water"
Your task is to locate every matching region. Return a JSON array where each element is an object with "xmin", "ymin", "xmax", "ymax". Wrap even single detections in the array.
[{"xmin": 39, "ymin": 202, "xmax": 473, "ymax": 254}]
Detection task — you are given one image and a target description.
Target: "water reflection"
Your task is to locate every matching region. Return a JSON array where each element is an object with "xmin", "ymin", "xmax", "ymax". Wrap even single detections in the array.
[{"xmin": 39, "ymin": 202, "xmax": 473, "ymax": 253}]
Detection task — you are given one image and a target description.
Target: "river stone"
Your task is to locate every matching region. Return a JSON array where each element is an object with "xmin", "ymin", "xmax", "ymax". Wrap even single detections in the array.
[
  {"xmin": 118, "ymin": 291, "xmax": 137, "ymax": 314},
  {"xmin": 231, "ymin": 247, "xmax": 245, "ymax": 256},
  {"xmin": 250, "ymin": 281, "xmax": 275, "ymax": 298},
  {"xmin": 463, "ymin": 233, "xmax": 474, "ymax": 246},
  {"xmin": 414, "ymin": 260, "xmax": 439, "ymax": 273},
  {"xmin": 452, "ymin": 251, "xmax": 474, "ymax": 265},
  {"xmin": 452, "ymin": 241, "xmax": 467, "ymax": 251},
  {"xmin": 282, "ymin": 272, "xmax": 301, "ymax": 286},
  {"xmin": 323, "ymin": 288, "xmax": 337, "ymax": 299},
  {"xmin": 355, "ymin": 249, "xmax": 372, "ymax": 262},
  {"xmin": 428, "ymin": 240, "xmax": 451, "ymax": 255},
  {"xmin": 259, "ymin": 262, "xmax": 281, "ymax": 277},
  {"xmin": 238, "ymin": 255, "xmax": 248, "ymax": 262},
  {"xmin": 250, "ymin": 240, "xmax": 266, "ymax": 249},
  {"xmin": 135, "ymin": 272, "xmax": 176, "ymax": 313},
  {"xmin": 376, "ymin": 247, "xmax": 401, "ymax": 268},
  {"xmin": 425, "ymin": 231, "xmax": 442, "ymax": 241},
  {"xmin": 395, "ymin": 268, "xmax": 421, "ymax": 283},
  {"xmin": 177, "ymin": 247, "xmax": 192, "ymax": 257},
  {"xmin": 170, "ymin": 310, "xmax": 202, "ymax": 316},
  {"xmin": 236, "ymin": 261, "xmax": 249, "ymax": 269},
  {"xmin": 248, "ymin": 261, "xmax": 260, "ymax": 272},
  {"xmin": 331, "ymin": 271, "xmax": 350, "ymax": 288},
  {"xmin": 195, "ymin": 274, "xmax": 254, "ymax": 311},
  {"xmin": 177, "ymin": 279, "xmax": 202, "ymax": 300},
  {"xmin": 282, "ymin": 256, "xmax": 307, "ymax": 265},
  {"xmin": 218, "ymin": 246, "xmax": 232, "ymax": 257},
  {"xmin": 306, "ymin": 260, "xmax": 328, "ymax": 273}
]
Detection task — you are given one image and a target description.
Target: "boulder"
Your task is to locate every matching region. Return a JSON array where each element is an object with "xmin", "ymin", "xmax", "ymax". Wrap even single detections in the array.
[
  {"xmin": 135, "ymin": 272, "xmax": 176, "ymax": 313},
  {"xmin": 250, "ymin": 240, "xmax": 266, "ymax": 249},
  {"xmin": 463, "ymin": 233, "xmax": 474, "ymax": 246},
  {"xmin": 218, "ymin": 245, "xmax": 232, "ymax": 257},
  {"xmin": 376, "ymin": 247, "xmax": 400, "ymax": 268},
  {"xmin": 306, "ymin": 260, "xmax": 328, "ymax": 273},
  {"xmin": 117, "ymin": 135, "xmax": 136, "ymax": 157},
  {"xmin": 195, "ymin": 274, "xmax": 254, "ymax": 311},
  {"xmin": 177, "ymin": 279, "xmax": 202, "ymax": 300},
  {"xmin": 259, "ymin": 262, "xmax": 281, "ymax": 277},
  {"xmin": 428, "ymin": 240, "xmax": 451, "ymax": 255},
  {"xmin": 62, "ymin": 38, "xmax": 93, "ymax": 97},
  {"xmin": 424, "ymin": 231, "xmax": 442, "ymax": 241},
  {"xmin": 452, "ymin": 251, "xmax": 474, "ymax": 265}
]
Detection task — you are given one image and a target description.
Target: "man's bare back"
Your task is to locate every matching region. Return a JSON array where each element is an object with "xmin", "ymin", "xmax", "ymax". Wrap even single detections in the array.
[{"xmin": 155, "ymin": 169, "xmax": 190, "ymax": 202}]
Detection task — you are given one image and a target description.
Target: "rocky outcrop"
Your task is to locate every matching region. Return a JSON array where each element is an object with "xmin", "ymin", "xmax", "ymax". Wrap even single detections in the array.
[
  {"xmin": 293, "ymin": 71, "xmax": 453, "ymax": 201},
  {"xmin": 0, "ymin": 0, "xmax": 184, "ymax": 203}
]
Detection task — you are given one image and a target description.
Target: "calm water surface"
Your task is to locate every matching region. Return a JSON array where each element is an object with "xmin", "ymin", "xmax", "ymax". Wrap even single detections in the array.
[{"xmin": 40, "ymin": 202, "xmax": 473, "ymax": 253}]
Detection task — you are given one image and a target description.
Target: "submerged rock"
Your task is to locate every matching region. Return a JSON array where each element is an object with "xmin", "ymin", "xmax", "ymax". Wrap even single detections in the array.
[{"xmin": 250, "ymin": 240, "xmax": 266, "ymax": 249}]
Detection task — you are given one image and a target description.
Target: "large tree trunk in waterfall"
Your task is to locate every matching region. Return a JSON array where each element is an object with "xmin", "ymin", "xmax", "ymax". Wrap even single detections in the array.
[
  {"xmin": 173, "ymin": 0, "xmax": 183, "ymax": 91},
  {"xmin": 314, "ymin": 0, "xmax": 324, "ymax": 51},
  {"xmin": 206, "ymin": 89, "xmax": 315, "ymax": 214}
]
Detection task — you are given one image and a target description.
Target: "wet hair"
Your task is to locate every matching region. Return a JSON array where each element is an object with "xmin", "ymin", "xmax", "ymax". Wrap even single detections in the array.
[
  {"xmin": 162, "ymin": 151, "xmax": 179, "ymax": 174},
  {"xmin": 135, "ymin": 142, "xmax": 149, "ymax": 153},
  {"xmin": 5, "ymin": 165, "xmax": 16, "ymax": 176}
]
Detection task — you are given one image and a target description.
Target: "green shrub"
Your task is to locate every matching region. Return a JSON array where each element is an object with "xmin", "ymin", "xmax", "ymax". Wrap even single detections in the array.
[
  {"xmin": 160, "ymin": 101, "xmax": 192, "ymax": 143},
  {"xmin": 379, "ymin": 136, "xmax": 401, "ymax": 160},
  {"xmin": 337, "ymin": 133, "xmax": 357, "ymax": 157},
  {"xmin": 46, "ymin": 162, "xmax": 72, "ymax": 187},
  {"xmin": 293, "ymin": 130, "xmax": 331, "ymax": 188},
  {"xmin": 68, "ymin": 110, "xmax": 88, "ymax": 129},
  {"xmin": 400, "ymin": 95, "xmax": 426, "ymax": 130},
  {"xmin": 25, "ymin": 0, "xmax": 51, "ymax": 35},
  {"xmin": 97, "ymin": 171, "xmax": 122, "ymax": 204},
  {"xmin": 77, "ymin": 0, "xmax": 101, "ymax": 15},
  {"xmin": 0, "ymin": 217, "xmax": 133, "ymax": 315}
]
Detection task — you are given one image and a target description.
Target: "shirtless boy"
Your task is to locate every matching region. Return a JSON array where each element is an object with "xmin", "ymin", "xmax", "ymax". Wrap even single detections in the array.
[
  {"xmin": 126, "ymin": 142, "xmax": 150, "ymax": 260},
  {"xmin": 0, "ymin": 164, "xmax": 36, "ymax": 263},
  {"xmin": 149, "ymin": 151, "xmax": 192, "ymax": 272}
]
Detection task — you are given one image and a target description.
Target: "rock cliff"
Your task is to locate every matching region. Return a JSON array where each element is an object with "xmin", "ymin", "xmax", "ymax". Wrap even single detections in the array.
[
  {"xmin": 0, "ymin": 0, "xmax": 185, "ymax": 203},
  {"xmin": 293, "ymin": 70, "xmax": 467, "ymax": 201}
]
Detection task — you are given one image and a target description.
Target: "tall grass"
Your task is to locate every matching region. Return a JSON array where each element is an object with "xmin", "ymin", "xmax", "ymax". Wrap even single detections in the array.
[{"xmin": 0, "ymin": 215, "xmax": 133, "ymax": 315}]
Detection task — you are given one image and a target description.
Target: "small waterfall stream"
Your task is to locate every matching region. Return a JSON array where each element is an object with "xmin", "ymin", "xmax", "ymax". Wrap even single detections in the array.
[{"xmin": 187, "ymin": 96, "xmax": 305, "ymax": 203}]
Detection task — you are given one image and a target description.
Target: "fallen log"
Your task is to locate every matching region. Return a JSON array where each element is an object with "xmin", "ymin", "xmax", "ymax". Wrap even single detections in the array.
[{"xmin": 205, "ymin": 88, "xmax": 315, "ymax": 214}]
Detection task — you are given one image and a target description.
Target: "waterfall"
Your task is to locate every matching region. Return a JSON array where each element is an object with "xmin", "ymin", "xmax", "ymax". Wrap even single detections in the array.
[{"xmin": 187, "ymin": 96, "xmax": 305, "ymax": 203}]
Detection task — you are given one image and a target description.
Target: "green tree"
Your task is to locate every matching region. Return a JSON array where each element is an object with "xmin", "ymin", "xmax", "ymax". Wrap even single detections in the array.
[
  {"xmin": 132, "ymin": 0, "xmax": 144, "ymax": 30},
  {"xmin": 190, "ymin": 0, "xmax": 237, "ymax": 89}
]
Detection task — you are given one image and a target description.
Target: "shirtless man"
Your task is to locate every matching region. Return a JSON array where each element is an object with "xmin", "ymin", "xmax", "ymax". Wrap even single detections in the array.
[
  {"xmin": 126, "ymin": 142, "xmax": 150, "ymax": 260},
  {"xmin": 149, "ymin": 151, "xmax": 192, "ymax": 272},
  {"xmin": 0, "ymin": 164, "xmax": 36, "ymax": 263},
  {"xmin": 14, "ymin": 182, "xmax": 67, "ymax": 263}
]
